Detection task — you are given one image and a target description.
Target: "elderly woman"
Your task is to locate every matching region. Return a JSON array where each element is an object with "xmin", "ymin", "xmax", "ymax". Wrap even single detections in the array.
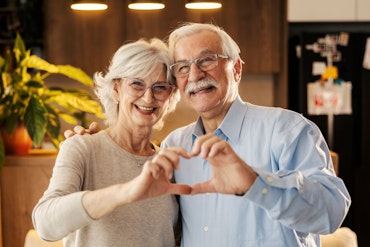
[{"xmin": 32, "ymin": 38, "xmax": 191, "ymax": 247}]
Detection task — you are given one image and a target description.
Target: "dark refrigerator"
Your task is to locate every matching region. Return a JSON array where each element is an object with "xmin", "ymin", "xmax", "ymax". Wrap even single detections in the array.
[{"xmin": 289, "ymin": 22, "xmax": 370, "ymax": 246}]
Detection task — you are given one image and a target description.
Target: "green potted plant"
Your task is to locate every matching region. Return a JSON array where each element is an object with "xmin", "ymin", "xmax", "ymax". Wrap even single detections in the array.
[{"xmin": 0, "ymin": 33, "xmax": 104, "ymax": 167}]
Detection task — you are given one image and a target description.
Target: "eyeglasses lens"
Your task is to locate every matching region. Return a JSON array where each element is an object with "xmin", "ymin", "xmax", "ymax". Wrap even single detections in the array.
[
  {"xmin": 171, "ymin": 54, "xmax": 226, "ymax": 78},
  {"xmin": 125, "ymin": 79, "xmax": 174, "ymax": 101}
]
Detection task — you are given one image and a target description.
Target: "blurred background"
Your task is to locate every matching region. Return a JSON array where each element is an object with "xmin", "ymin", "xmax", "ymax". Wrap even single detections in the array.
[{"xmin": 0, "ymin": 0, "xmax": 369, "ymax": 246}]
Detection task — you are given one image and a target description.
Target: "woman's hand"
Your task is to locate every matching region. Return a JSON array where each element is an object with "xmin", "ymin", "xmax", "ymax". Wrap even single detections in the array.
[{"xmin": 139, "ymin": 147, "xmax": 192, "ymax": 197}]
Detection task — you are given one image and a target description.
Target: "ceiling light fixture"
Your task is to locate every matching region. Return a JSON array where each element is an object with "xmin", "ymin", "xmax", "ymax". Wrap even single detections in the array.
[
  {"xmin": 71, "ymin": 0, "xmax": 108, "ymax": 11},
  {"xmin": 128, "ymin": 0, "xmax": 165, "ymax": 10},
  {"xmin": 185, "ymin": 0, "xmax": 222, "ymax": 10}
]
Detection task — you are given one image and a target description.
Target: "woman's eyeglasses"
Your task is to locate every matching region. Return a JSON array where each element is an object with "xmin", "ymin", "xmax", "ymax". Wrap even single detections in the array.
[{"xmin": 123, "ymin": 78, "xmax": 175, "ymax": 102}]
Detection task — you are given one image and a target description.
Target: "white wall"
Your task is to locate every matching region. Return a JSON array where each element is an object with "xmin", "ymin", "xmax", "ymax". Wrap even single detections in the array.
[{"xmin": 288, "ymin": 0, "xmax": 370, "ymax": 22}]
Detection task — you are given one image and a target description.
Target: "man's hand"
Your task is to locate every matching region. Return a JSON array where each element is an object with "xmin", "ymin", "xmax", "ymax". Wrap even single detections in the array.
[
  {"xmin": 64, "ymin": 122, "xmax": 100, "ymax": 138},
  {"xmin": 189, "ymin": 133, "xmax": 258, "ymax": 195}
]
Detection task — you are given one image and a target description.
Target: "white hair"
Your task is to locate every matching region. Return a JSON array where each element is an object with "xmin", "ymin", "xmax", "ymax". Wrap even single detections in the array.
[{"xmin": 168, "ymin": 22, "xmax": 243, "ymax": 64}]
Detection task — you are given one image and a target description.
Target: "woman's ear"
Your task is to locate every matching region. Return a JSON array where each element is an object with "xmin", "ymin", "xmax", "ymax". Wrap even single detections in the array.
[{"xmin": 113, "ymin": 80, "xmax": 120, "ymax": 102}]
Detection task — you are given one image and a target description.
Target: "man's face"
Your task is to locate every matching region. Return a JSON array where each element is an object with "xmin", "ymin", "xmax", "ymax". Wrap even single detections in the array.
[{"xmin": 172, "ymin": 30, "xmax": 238, "ymax": 119}]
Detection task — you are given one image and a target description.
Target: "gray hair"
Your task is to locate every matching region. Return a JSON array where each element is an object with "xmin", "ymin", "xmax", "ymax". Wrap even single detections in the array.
[
  {"xmin": 168, "ymin": 22, "xmax": 243, "ymax": 64},
  {"xmin": 94, "ymin": 38, "xmax": 180, "ymax": 128}
]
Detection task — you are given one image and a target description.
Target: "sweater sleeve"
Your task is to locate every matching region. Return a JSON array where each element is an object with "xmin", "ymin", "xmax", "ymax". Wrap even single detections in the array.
[
  {"xmin": 32, "ymin": 136, "xmax": 95, "ymax": 241},
  {"xmin": 33, "ymin": 191, "xmax": 94, "ymax": 241}
]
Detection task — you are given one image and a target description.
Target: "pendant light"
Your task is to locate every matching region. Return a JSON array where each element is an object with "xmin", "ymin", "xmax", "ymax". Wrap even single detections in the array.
[
  {"xmin": 71, "ymin": 0, "xmax": 108, "ymax": 11},
  {"xmin": 185, "ymin": 0, "xmax": 222, "ymax": 9},
  {"xmin": 128, "ymin": 0, "xmax": 165, "ymax": 10}
]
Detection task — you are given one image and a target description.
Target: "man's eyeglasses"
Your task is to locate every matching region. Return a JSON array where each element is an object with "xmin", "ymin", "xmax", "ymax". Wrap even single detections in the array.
[
  {"xmin": 170, "ymin": 53, "xmax": 229, "ymax": 78},
  {"xmin": 123, "ymin": 78, "xmax": 175, "ymax": 102}
]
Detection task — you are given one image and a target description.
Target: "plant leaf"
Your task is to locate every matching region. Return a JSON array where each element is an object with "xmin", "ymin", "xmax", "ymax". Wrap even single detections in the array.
[
  {"xmin": 14, "ymin": 33, "xmax": 26, "ymax": 57},
  {"xmin": 25, "ymin": 79, "xmax": 44, "ymax": 88},
  {"xmin": 58, "ymin": 112, "xmax": 78, "ymax": 125},
  {"xmin": 21, "ymin": 56, "xmax": 94, "ymax": 86},
  {"xmin": 0, "ymin": 56, "xmax": 5, "ymax": 69},
  {"xmin": 13, "ymin": 33, "xmax": 27, "ymax": 63},
  {"xmin": 24, "ymin": 96, "xmax": 47, "ymax": 146},
  {"xmin": 4, "ymin": 114, "xmax": 19, "ymax": 134},
  {"xmin": 44, "ymin": 105, "xmax": 61, "ymax": 148},
  {"xmin": 47, "ymin": 90, "xmax": 104, "ymax": 118},
  {"xmin": 56, "ymin": 65, "xmax": 94, "ymax": 86},
  {"xmin": 21, "ymin": 55, "xmax": 59, "ymax": 73}
]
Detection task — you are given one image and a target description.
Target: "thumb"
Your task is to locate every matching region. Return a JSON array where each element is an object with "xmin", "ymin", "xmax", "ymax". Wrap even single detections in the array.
[
  {"xmin": 168, "ymin": 184, "xmax": 192, "ymax": 195},
  {"xmin": 191, "ymin": 181, "xmax": 215, "ymax": 195}
]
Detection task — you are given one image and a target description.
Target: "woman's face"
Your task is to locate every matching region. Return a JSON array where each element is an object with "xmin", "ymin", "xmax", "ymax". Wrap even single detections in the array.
[{"xmin": 115, "ymin": 65, "xmax": 171, "ymax": 131}]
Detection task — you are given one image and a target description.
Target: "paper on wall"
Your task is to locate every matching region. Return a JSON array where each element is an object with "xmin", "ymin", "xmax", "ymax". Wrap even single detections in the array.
[
  {"xmin": 307, "ymin": 81, "xmax": 352, "ymax": 115},
  {"xmin": 312, "ymin": 62, "xmax": 326, "ymax": 76}
]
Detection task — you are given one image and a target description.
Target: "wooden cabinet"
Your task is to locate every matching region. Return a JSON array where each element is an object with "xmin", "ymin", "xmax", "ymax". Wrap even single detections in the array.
[
  {"xmin": 220, "ymin": 0, "xmax": 284, "ymax": 73},
  {"xmin": 0, "ymin": 153, "xmax": 56, "ymax": 247},
  {"xmin": 44, "ymin": 0, "xmax": 285, "ymax": 76},
  {"xmin": 44, "ymin": 0, "xmax": 287, "ymax": 107},
  {"xmin": 125, "ymin": 0, "xmax": 284, "ymax": 73}
]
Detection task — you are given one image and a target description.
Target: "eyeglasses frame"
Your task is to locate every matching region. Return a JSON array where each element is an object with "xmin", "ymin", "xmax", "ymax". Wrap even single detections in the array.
[
  {"xmin": 169, "ymin": 53, "xmax": 229, "ymax": 78},
  {"xmin": 121, "ymin": 77, "xmax": 175, "ymax": 102}
]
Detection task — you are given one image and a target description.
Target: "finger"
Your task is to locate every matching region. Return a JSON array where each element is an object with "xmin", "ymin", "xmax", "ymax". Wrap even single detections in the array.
[
  {"xmin": 152, "ymin": 153, "xmax": 177, "ymax": 179},
  {"xmin": 168, "ymin": 183, "xmax": 192, "ymax": 195},
  {"xmin": 208, "ymin": 140, "xmax": 228, "ymax": 157},
  {"xmin": 89, "ymin": 122, "xmax": 99, "ymax": 133},
  {"xmin": 64, "ymin": 130, "xmax": 75, "ymax": 139},
  {"xmin": 191, "ymin": 180, "xmax": 215, "ymax": 195},
  {"xmin": 190, "ymin": 134, "xmax": 210, "ymax": 156},
  {"xmin": 74, "ymin": 126, "xmax": 86, "ymax": 135},
  {"xmin": 192, "ymin": 134, "xmax": 221, "ymax": 158},
  {"xmin": 144, "ymin": 161, "xmax": 162, "ymax": 179},
  {"xmin": 164, "ymin": 146, "xmax": 192, "ymax": 159},
  {"xmin": 155, "ymin": 147, "xmax": 192, "ymax": 171},
  {"xmin": 157, "ymin": 147, "xmax": 189, "ymax": 165}
]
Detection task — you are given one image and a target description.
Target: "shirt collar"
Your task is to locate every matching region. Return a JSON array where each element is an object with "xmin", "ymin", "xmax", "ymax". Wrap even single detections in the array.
[{"xmin": 191, "ymin": 96, "xmax": 247, "ymax": 145}]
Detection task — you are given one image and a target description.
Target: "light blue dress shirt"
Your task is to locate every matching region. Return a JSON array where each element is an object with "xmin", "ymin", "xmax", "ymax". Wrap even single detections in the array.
[{"xmin": 161, "ymin": 96, "xmax": 351, "ymax": 247}]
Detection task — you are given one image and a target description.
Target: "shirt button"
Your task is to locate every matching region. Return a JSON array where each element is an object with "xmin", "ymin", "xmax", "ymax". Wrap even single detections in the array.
[
  {"xmin": 203, "ymin": 226, "xmax": 209, "ymax": 232},
  {"xmin": 266, "ymin": 176, "xmax": 273, "ymax": 183},
  {"xmin": 262, "ymin": 188, "xmax": 268, "ymax": 194}
]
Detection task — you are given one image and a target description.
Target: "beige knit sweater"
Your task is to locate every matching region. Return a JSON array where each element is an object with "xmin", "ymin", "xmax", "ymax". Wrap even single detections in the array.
[{"xmin": 32, "ymin": 131, "xmax": 179, "ymax": 247}]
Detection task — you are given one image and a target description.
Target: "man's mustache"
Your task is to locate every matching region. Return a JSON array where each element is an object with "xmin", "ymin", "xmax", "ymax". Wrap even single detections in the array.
[{"xmin": 184, "ymin": 78, "xmax": 219, "ymax": 95}]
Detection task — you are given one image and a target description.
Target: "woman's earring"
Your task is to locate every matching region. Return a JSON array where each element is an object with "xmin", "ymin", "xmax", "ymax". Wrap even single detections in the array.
[{"xmin": 116, "ymin": 99, "xmax": 120, "ymax": 104}]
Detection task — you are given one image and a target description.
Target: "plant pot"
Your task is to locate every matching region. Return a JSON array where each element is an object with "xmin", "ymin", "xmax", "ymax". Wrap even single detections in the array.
[{"xmin": 1, "ymin": 122, "xmax": 33, "ymax": 154}]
